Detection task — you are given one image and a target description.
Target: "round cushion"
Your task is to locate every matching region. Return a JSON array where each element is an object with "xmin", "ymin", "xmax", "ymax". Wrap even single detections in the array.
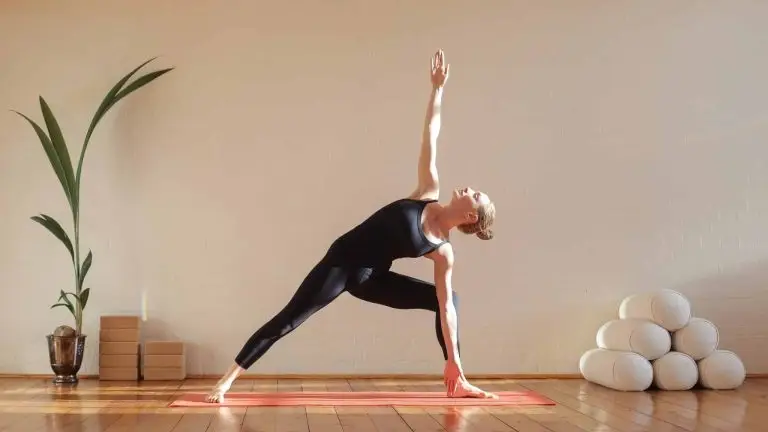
[
  {"xmin": 698, "ymin": 350, "xmax": 746, "ymax": 390},
  {"xmin": 619, "ymin": 290, "xmax": 691, "ymax": 331},
  {"xmin": 579, "ymin": 348, "xmax": 653, "ymax": 391},
  {"xmin": 652, "ymin": 352, "xmax": 698, "ymax": 390},
  {"xmin": 672, "ymin": 317, "xmax": 719, "ymax": 360},
  {"xmin": 596, "ymin": 318, "xmax": 671, "ymax": 360}
]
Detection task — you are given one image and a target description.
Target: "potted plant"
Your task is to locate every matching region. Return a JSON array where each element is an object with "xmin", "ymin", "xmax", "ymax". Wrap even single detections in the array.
[{"xmin": 14, "ymin": 58, "xmax": 173, "ymax": 384}]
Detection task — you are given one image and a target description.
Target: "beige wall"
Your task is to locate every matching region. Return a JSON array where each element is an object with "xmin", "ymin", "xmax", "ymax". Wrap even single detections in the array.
[{"xmin": 2, "ymin": 0, "xmax": 768, "ymax": 376}]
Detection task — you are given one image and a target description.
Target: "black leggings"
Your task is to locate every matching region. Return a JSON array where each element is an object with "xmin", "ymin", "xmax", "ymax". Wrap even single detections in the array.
[{"xmin": 234, "ymin": 258, "xmax": 460, "ymax": 369}]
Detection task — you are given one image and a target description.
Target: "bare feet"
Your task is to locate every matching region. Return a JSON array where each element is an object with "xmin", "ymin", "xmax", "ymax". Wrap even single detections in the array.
[
  {"xmin": 450, "ymin": 380, "xmax": 498, "ymax": 399},
  {"xmin": 205, "ymin": 380, "xmax": 231, "ymax": 403},
  {"xmin": 205, "ymin": 386, "xmax": 227, "ymax": 403},
  {"xmin": 204, "ymin": 363, "xmax": 245, "ymax": 403}
]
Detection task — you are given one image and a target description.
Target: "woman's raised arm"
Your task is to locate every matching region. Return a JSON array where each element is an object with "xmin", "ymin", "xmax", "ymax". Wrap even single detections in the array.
[{"xmin": 409, "ymin": 49, "xmax": 449, "ymax": 201}]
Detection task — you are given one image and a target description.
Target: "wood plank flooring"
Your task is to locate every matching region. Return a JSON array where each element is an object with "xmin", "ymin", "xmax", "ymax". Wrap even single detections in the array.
[{"xmin": 0, "ymin": 377, "xmax": 764, "ymax": 431}]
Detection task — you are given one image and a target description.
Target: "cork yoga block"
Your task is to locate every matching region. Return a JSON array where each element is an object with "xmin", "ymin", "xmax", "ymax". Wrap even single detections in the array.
[
  {"xmin": 100, "ymin": 315, "xmax": 141, "ymax": 329},
  {"xmin": 144, "ymin": 341, "xmax": 185, "ymax": 355},
  {"xmin": 144, "ymin": 355, "xmax": 185, "ymax": 368},
  {"xmin": 142, "ymin": 341, "xmax": 186, "ymax": 381},
  {"xmin": 143, "ymin": 367, "xmax": 186, "ymax": 381},
  {"xmin": 99, "ymin": 315, "xmax": 141, "ymax": 381},
  {"xmin": 100, "ymin": 354, "xmax": 139, "ymax": 368},
  {"xmin": 99, "ymin": 342, "xmax": 140, "ymax": 355},
  {"xmin": 100, "ymin": 328, "xmax": 140, "ymax": 342}
]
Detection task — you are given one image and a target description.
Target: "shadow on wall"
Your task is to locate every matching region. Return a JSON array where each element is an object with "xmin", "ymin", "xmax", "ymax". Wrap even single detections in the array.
[{"xmin": 670, "ymin": 260, "xmax": 768, "ymax": 373}]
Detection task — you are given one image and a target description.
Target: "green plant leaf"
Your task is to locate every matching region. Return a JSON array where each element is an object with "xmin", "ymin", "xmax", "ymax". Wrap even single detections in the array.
[
  {"xmin": 12, "ymin": 111, "xmax": 74, "ymax": 207},
  {"xmin": 62, "ymin": 290, "xmax": 88, "ymax": 309},
  {"xmin": 79, "ymin": 67, "xmax": 174, "ymax": 179},
  {"xmin": 110, "ymin": 68, "xmax": 174, "ymax": 109},
  {"xmin": 58, "ymin": 289, "xmax": 74, "ymax": 307},
  {"xmin": 39, "ymin": 97, "xmax": 77, "ymax": 213},
  {"xmin": 51, "ymin": 302, "xmax": 75, "ymax": 317},
  {"xmin": 30, "ymin": 214, "xmax": 74, "ymax": 261},
  {"xmin": 79, "ymin": 250, "xmax": 92, "ymax": 288},
  {"xmin": 79, "ymin": 288, "xmax": 90, "ymax": 309},
  {"xmin": 17, "ymin": 57, "xmax": 173, "ymax": 336},
  {"xmin": 77, "ymin": 57, "xmax": 167, "ymax": 185},
  {"xmin": 82, "ymin": 57, "xmax": 157, "ymax": 146}
]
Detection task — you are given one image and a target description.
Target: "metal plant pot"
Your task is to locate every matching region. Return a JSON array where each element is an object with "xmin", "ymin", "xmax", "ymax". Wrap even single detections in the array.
[{"xmin": 46, "ymin": 334, "xmax": 86, "ymax": 384}]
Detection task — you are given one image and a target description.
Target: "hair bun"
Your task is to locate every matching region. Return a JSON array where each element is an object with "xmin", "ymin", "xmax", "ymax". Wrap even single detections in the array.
[{"xmin": 477, "ymin": 229, "xmax": 494, "ymax": 240}]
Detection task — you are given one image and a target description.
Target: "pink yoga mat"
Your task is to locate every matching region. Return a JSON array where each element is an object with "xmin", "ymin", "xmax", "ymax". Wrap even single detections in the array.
[{"xmin": 169, "ymin": 391, "xmax": 555, "ymax": 407}]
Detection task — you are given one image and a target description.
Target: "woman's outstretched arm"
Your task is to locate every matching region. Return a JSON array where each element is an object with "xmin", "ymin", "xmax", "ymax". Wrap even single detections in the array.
[
  {"xmin": 410, "ymin": 49, "xmax": 449, "ymax": 201},
  {"xmin": 432, "ymin": 245, "xmax": 498, "ymax": 399},
  {"xmin": 433, "ymin": 246, "xmax": 460, "ymax": 367}
]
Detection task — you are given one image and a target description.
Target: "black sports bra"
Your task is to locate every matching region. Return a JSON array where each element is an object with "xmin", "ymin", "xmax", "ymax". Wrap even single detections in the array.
[{"xmin": 327, "ymin": 198, "xmax": 449, "ymax": 266}]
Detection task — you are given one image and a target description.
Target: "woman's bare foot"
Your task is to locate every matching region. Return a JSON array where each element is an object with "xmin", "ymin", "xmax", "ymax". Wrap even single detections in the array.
[
  {"xmin": 450, "ymin": 380, "xmax": 498, "ymax": 399},
  {"xmin": 205, "ymin": 385, "xmax": 229, "ymax": 403},
  {"xmin": 205, "ymin": 363, "xmax": 245, "ymax": 403}
]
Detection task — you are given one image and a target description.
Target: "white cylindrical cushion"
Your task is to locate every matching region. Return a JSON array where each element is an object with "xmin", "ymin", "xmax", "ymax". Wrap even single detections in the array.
[
  {"xmin": 698, "ymin": 350, "xmax": 746, "ymax": 390},
  {"xmin": 596, "ymin": 318, "xmax": 671, "ymax": 360},
  {"xmin": 652, "ymin": 352, "xmax": 698, "ymax": 390},
  {"xmin": 579, "ymin": 348, "xmax": 653, "ymax": 391},
  {"xmin": 619, "ymin": 290, "xmax": 692, "ymax": 331},
  {"xmin": 671, "ymin": 317, "xmax": 719, "ymax": 360}
]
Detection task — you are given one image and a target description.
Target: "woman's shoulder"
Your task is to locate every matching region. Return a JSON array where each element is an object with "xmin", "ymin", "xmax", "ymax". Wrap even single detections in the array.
[
  {"xmin": 425, "ymin": 241, "xmax": 454, "ymax": 264},
  {"xmin": 407, "ymin": 188, "xmax": 440, "ymax": 202}
]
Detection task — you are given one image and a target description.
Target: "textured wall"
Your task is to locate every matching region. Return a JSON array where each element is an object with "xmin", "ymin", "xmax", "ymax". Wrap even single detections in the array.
[{"xmin": 1, "ymin": 0, "xmax": 767, "ymax": 376}]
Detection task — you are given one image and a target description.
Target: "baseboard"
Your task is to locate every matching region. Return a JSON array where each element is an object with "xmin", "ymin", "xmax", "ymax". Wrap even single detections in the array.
[
  {"xmin": 2, "ymin": 373, "xmax": 767, "ymax": 380},
  {"xmin": 0, "ymin": 374, "xmax": 99, "ymax": 379}
]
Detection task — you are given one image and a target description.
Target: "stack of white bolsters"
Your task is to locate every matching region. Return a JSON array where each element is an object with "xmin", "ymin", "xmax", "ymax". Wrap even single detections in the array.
[{"xmin": 579, "ymin": 289, "xmax": 746, "ymax": 391}]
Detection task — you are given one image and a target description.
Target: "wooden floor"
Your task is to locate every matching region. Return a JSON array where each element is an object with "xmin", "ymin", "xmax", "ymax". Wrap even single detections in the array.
[{"xmin": 0, "ymin": 377, "xmax": 765, "ymax": 431}]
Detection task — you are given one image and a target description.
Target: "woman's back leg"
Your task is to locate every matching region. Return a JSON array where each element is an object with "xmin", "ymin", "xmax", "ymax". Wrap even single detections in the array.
[
  {"xmin": 206, "ymin": 259, "xmax": 351, "ymax": 403},
  {"xmin": 235, "ymin": 260, "xmax": 351, "ymax": 368},
  {"xmin": 347, "ymin": 270, "xmax": 460, "ymax": 360}
]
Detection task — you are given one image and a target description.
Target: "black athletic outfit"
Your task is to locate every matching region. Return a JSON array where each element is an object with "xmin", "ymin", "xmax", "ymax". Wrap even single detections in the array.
[{"xmin": 234, "ymin": 198, "xmax": 460, "ymax": 369}]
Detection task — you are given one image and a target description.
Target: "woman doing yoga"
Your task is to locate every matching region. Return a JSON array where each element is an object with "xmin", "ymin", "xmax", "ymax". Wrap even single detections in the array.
[{"xmin": 206, "ymin": 49, "xmax": 497, "ymax": 403}]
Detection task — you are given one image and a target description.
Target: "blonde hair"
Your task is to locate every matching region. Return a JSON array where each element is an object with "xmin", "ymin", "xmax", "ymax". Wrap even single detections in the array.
[{"xmin": 457, "ymin": 201, "xmax": 496, "ymax": 240}]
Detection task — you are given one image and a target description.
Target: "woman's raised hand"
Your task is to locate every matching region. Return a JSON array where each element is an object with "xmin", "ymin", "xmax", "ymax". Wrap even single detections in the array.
[{"xmin": 430, "ymin": 49, "xmax": 450, "ymax": 89}]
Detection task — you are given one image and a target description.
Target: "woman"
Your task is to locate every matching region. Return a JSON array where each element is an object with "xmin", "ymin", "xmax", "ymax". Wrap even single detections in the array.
[{"xmin": 206, "ymin": 49, "xmax": 497, "ymax": 403}]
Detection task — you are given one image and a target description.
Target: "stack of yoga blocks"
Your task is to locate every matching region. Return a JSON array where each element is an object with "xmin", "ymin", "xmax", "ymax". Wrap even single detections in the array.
[
  {"xmin": 99, "ymin": 315, "xmax": 141, "ymax": 381},
  {"xmin": 580, "ymin": 289, "xmax": 746, "ymax": 391},
  {"xmin": 98, "ymin": 315, "xmax": 187, "ymax": 381},
  {"xmin": 143, "ymin": 341, "xmax": 186, "ymax": 381}
]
